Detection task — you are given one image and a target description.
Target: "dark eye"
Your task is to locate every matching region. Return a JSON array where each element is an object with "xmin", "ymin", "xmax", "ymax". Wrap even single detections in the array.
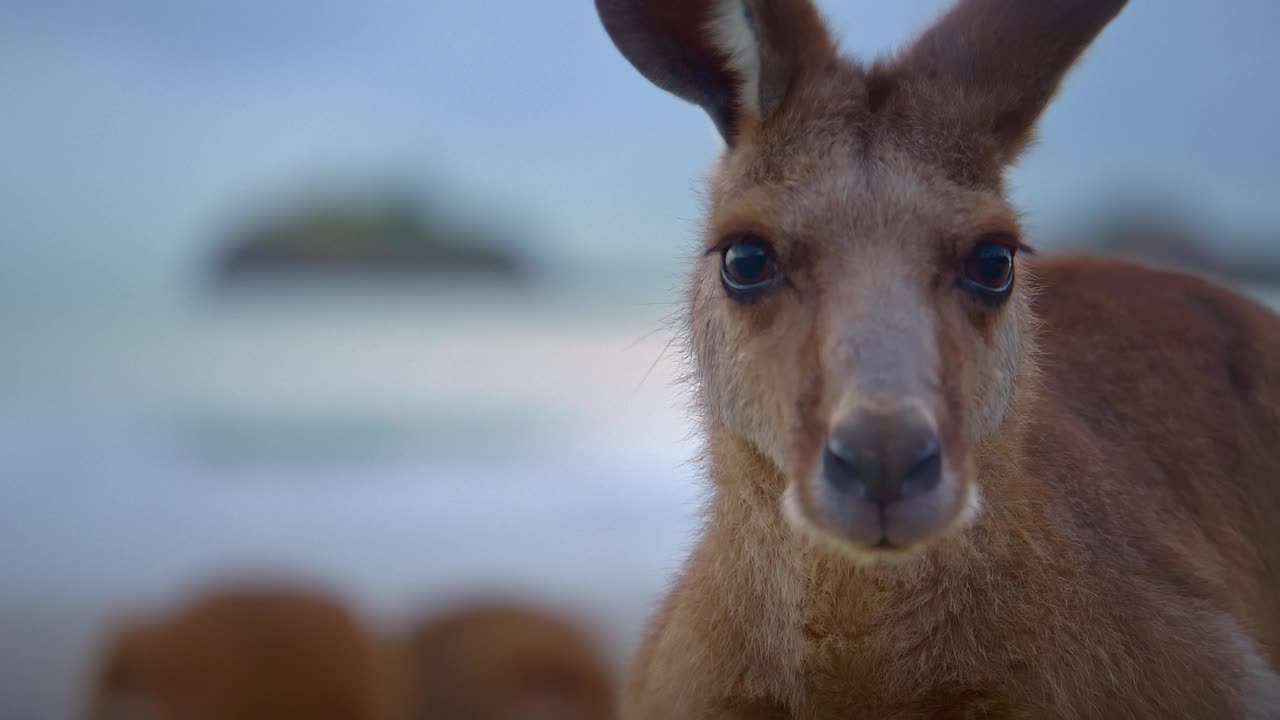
[
  {"xmin": 960, "ymin": 241, "xmax": 1015, "ymax": 296},
  {"xmin": 720, "ymin": 236, "xmax": 781, "ymax": 300}
]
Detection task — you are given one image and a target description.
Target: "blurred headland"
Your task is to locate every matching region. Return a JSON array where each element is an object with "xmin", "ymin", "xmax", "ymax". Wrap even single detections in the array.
[
  {"xmin": 210, "ymin": 186, "xmax": 529, "ymax": 290},
  {"xmin": 1048, "ymin": 192, "xmax": 1280, "ymax": 288}
]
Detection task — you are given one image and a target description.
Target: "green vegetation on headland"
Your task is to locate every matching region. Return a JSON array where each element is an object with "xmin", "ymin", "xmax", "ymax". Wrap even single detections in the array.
[{"xmin": 212, "ymin": 196, "xmax": 524, "ymax": 285}]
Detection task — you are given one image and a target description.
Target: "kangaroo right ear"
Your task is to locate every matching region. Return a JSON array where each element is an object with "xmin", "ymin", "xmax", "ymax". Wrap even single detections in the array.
[{"xmin": 596, "ymin": 0, "xmax": 833, "ymax": 145}]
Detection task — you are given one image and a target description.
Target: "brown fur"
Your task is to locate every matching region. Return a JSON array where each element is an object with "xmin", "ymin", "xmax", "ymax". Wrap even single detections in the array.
[
  {"xmin": 87, "ymin": 585, "xmax": 395, "ymax": 720},
  {"xmin": 399, "ymin": 603, "xmax": 615, "ymax": 720},
  {"xmin": 597, "ymin": 0, "xmax": 1280, "ymax": 717}
]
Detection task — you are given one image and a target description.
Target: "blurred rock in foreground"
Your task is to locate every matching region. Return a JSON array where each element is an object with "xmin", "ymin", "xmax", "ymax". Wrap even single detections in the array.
[
  {"xmin": 87, "ymin": 583, "xmax": 617, "ymax": 720},
  {"xmin": 88, "ymin": 583, "xmax": 392, "ymax": 720},
  {"xmin": 399, "ymin": 601, "xmax": 615, "ymax": 720}
]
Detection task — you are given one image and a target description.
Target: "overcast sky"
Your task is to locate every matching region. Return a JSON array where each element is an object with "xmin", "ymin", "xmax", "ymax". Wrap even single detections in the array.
[{"xmin": 2, "ymin": 1, "xmax": 1278, "ymax": 307}]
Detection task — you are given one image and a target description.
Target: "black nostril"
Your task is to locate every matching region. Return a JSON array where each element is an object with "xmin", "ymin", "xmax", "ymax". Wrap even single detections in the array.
[
  {"xmin": 822, "ymin": 439, "xmax": 861, "ymax": 492},
  {"xmin": 900, "ymin": 437, "xmax": 942, "ymax": 499},
  {"xmin": 822, "ymin": 419, "xmax": 943, "ymax": 506}
]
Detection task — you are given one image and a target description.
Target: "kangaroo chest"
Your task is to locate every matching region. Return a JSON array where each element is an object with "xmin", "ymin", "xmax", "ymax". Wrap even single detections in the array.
[{"xmin": 782, "ymin": 562, "xmax": 1037, "ymax": 718}]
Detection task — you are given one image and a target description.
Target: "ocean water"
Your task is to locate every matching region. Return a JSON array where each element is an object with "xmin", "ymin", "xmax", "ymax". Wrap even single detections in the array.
[
  {"xmin": 4, "ymin": 279, "xmax": 1278, "ymax": 719},
  {"xmin": 0, "ymin": 282, "xmax": 703, "ymax": 719}
]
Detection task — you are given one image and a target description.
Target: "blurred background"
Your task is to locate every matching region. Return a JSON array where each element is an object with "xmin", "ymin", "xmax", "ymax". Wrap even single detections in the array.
[{"xmin": 2, "ymin": 2, "xmax": 1279, "ymax": 717}]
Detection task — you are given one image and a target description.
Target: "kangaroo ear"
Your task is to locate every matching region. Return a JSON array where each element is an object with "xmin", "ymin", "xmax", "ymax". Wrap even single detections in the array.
[
  {"xmin": 596, "ymin": 0, "xmax": 834, "ymax": 145},
  {"xmin": 898, "ymin": 0, "xmax": 1127, "ymax": 166}
]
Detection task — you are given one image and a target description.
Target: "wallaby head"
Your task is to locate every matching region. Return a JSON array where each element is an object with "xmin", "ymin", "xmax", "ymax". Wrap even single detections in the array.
[{"xmin": 598, "ymin": 0, "xmax": 1127, "ymax": 559}]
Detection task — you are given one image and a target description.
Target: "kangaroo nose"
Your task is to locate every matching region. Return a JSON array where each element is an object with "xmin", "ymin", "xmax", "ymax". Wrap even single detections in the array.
[{"xmin": 822, "ymin": 410, "xmax": 942, "ymax": 505}]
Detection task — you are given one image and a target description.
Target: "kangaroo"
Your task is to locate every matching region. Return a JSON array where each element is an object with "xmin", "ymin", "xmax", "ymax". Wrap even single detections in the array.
[{"xmin": 595, "ymin": 0, "xmax": 1280, "ymax": 717}]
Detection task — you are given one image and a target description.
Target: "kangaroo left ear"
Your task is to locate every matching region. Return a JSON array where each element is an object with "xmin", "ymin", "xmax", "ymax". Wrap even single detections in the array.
[
  {"xmin": 896, "ymin": 0, "xmax": 1128, "ymax": 168},
  {"xmin": 596, "ymin": 0, "xmax": 835, "ymax": 145}
]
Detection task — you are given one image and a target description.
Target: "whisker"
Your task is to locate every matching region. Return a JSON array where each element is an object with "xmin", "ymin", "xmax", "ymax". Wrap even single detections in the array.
[
  {"xmin": 637, "ymin": 335, "xmax": 680, "ymax": 390},
  {"xmin": 625, "ymin": 324, "xmax": 673, "ymax": 352}
]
